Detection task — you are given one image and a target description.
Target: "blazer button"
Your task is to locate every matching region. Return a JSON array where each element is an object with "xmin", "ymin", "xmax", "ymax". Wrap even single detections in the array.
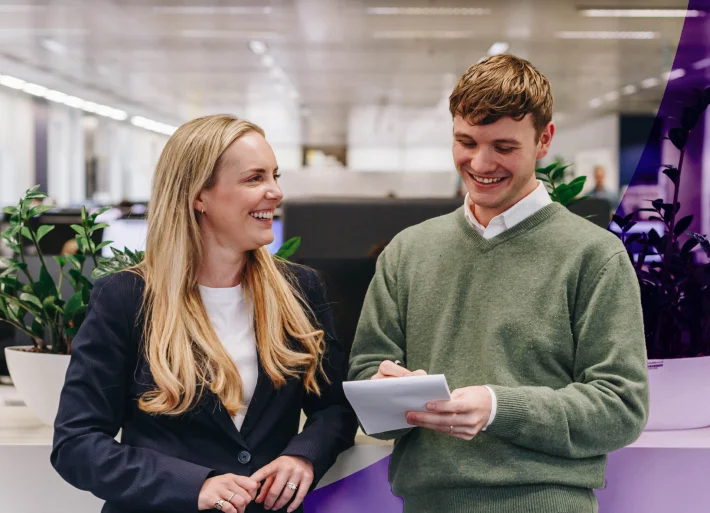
[{"xmin": 238, "ymin": 451, "xmax": 252, "ymax": 464}]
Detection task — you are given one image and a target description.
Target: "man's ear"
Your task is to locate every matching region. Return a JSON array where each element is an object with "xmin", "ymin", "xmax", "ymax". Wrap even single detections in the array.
[{"xmin": 536, "ymin": 121, "xmax": 555, "ymax": 161}]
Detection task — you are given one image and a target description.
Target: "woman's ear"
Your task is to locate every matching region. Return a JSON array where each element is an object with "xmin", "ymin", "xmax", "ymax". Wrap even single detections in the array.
[{"xmin": 193, "ymin": 192, "xmax": 205, "ymax": 215}]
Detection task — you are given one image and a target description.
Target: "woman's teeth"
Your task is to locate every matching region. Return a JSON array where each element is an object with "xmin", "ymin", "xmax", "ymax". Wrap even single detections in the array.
[
  {"xmin": 472, "ymin": 175, "xmax": 504, "ymax": 184},
  {"xmin": 249, "ymin": 211, "xmax": 273, "ymax": 220}
]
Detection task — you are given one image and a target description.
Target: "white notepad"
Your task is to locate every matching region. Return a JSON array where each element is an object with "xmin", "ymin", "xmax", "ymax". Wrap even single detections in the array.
[{"xmin": 343, "ymin": 374, "xmax": 451, "ymax": 435}]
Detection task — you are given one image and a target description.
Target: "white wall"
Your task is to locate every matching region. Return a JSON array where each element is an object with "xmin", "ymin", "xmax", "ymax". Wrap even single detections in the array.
[
  {"xmin": 545, "ymin": 114, "xmax": 620, "ymax": 193},
  {"xmin": 347, "ymin": 104, "xmax": 454, "ymax": 172},
  {"xmin": 47, "ymin": 103, "xmax": 85, "ymax": 207},
  {"xmin": 0, "ymin": 89, "xmax": 34, "ymax": 207}
]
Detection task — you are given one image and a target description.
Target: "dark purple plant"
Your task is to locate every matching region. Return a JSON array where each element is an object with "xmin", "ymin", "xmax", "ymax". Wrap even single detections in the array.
[{"xmin": 613, "ymin": 86, "xmax": 710, "ymax": 360}]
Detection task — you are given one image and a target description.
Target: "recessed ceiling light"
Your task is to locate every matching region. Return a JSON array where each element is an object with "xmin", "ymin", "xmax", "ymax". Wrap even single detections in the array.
[
  {"xmin": 261, "ymin": 55, "xmax": 275, "ymax": 67},
  {"xmin": 604, "ymin": 91, "xmax": 619, "ymax": 102},
  {"xmin": 487, "ymin": 42, "xmax": 509, "ymax": 56},
  {"xmin": 692, "ymin": 57, "xmax": 710, "ymax": 70},
  {"xmin": 555, "ymin": 31, "xmax": 658, "ymax": 39},
  {"xmin": 580, "ymin": 9, "xmax": 702, "ymax": 18},
  {"xmin": 589, "ymin": 98, "xmax": 603, "ymax": 108},
  {"xmin": 249, "ymin": 40, "xmax": 268, "ymax": 55},
  {"xmin": 662, "ymin": 69, "xmax": 686, "ymax": 81},
  {"xmin": 641, "ymin": 77, "xmax": 660, "ymax": 88},
  {"xmin": 622, "ymin": 84, "xmax": 638, "ymax": 95},
  {"xmin": 41, "ymin": 39, "xmax": 66, "ymax": 55}
]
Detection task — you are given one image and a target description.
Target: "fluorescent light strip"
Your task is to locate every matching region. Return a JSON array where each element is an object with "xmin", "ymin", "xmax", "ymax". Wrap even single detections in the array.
[
  {"xmin": 580, "ymin": 9, "xmax": 702, "ymax": 18},
  {"xmin": 0, "ymin": 74, "xmax": 26, "ymax": 89},
  {"xmin": 154, "ymin": 6, "xmax": 272, "ymax": 15},
  {"xmin": 130, "ymin": 116, "xmax": 177, "ymax": 136},
  {"xmin": 367, "ymin": 7, "xmax": 491, "ymax": 15},
  {"xmin": 23, "ymin": 83, "xmax": 47, "ymax": 96},
  {"xmin": 249, "ymin": 40, "xmax": 267, "ymax": 55},
  {"xmin": 372, "ymin": 30, "xmax": 475, "ymax": 39},
  {"xmin": 555, "ymin": 31, "xmax": 658, "ymax": 39}
]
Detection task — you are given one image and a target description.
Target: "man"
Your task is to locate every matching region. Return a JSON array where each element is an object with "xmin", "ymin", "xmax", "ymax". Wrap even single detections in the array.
[
  {"xmin": 590, "ymin": 165, "xmax": 620, "ymax": 210},
  {"xmin": 348, "ymin": 54, "xmax": 648, "ymax": 513}
]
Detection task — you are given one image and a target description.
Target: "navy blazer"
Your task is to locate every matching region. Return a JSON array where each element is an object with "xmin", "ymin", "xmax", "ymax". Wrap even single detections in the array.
[{"xmin": 51, "ymin": 266, "xmax": 357, "ymax": 513}]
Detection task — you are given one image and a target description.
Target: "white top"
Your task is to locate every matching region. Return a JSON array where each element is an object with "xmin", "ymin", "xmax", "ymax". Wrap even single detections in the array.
[
  {"xmin": 462, "ymin": 180, "xmax": 553, "ymax": 430},
  {"xmin": 198, "ymin": 284, "xmax": 259, "ymax": 431}
]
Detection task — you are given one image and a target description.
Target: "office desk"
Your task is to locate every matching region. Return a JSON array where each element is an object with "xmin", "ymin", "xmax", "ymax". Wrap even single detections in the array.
[{"xmin": 2, "ymin": 385, "xmax": 710, "ymax": 513}]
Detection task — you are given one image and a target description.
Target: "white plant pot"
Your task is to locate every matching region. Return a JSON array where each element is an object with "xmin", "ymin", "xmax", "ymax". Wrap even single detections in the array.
[
  {"xmin": 645, "ymin": 356, "xmax": 710, "ymax": 430},
  {"xmin": 4, "ymin": 346, "xmax": 70, "ymax": 426}
]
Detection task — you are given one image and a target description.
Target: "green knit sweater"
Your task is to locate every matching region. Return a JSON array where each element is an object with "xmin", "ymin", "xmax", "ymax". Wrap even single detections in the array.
[{"xmin": 348, "ymin": 203, "xmax": 648, "ymax": 513}]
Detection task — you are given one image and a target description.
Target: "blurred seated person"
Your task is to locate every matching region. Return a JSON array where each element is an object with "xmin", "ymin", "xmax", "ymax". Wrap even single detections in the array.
[{"xmin": 589, "ymin": 166, "xmax": 620, "ymax": 211}]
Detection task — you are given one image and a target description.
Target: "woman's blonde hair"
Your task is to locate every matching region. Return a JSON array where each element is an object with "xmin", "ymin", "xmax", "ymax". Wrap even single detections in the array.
[{"xmin": 134, "ymin": 114, "xmax": 326, "ymax": 417}]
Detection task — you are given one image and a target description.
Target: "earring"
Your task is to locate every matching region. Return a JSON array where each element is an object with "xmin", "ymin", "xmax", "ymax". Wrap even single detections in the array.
[{"xmin": 201, "ymin": 207, "xmax": 205, "ymax": 215}]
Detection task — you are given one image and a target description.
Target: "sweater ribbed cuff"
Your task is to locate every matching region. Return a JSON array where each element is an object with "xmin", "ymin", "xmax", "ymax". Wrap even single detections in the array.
[{"xmin": 485, "ymin": 386, "xmax": 529, "ymax": 439}]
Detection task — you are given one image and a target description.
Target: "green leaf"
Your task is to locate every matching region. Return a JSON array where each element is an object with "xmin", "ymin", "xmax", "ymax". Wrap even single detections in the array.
[
  {"xmin": 550, "ymin": 165, "xmax": 566, "ymax": 182},
  {"xmin": 89, "ymin": 223, "xmax": 110, "ymax": 234},
  {"xmin": 275, "ymin": 237, "xmax": 301, "ymax": 260},
  {"xmin": 28, "ymin": 205, "xmax": 54, "ymax": 217},
  {"xmin": 54, "ymin": 255, "xmax": 67, "ymax": 268},
  {"xmin": 81, "ymin": 206, "xmax": 87, "ymax": 223},
  {"xmin": 566, "ymin": 180, "xmax": 585, "ymax": 198},
  {"xmin": 70, "ymin": 224, "xmax": 85, "ymax": 235},
  {"xmin": 674, "ymin": 215, "xmax": 693, "ymax": 236},
  {"xmin": 67, "ymin": 255, "xmax": 83, "ymax": 271},
  {"xmin": 536, "ymin": 162, "xmax": 558, "ymax": 176},
  {"xmin": 64, "ymin": 326, "xmax": 79, "ymax": 339},
  {"xmin": 43, "ymin": 296, "xmax": 64, "ymax": 314},
  {"xmin": 20, "ymin": 226, "xmax": 33, "ymax": 240},
  {"xmin": 19, "ymin": 293, "xmax": 43, "ymax": 310},
  {"xmin": 2, "ymin": 206, "xmax": 17, "ymax": 215},
  {"xmin": 31, "ymin": 319, "xmax": 44, "ymax": 338},
  {"xmin": 90, "ymin": 206, "xmax": 112, "ymax": 220},
  {"xmin": 95, "ymin": 240, "xmax": 113, "ymax": 252},
  {"xmin": 64, "ymin": 291, "xmax": 86, "ymax": 318},
  {"xmin": 38, "ymin": 266, "xmax": 57, "ymax": 298},
  {"xmin": 35, "ymin": 224, "xmax": 55, "ymax": 242}
]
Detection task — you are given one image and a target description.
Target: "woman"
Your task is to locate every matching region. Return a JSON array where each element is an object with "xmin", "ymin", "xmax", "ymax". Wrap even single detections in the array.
[{"xmin": 51, "ymin": 115, "xmax": 358, "ymax": 513}]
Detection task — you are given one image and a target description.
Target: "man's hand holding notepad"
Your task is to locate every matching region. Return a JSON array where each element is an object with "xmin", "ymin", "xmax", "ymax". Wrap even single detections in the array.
[{"xmin": 343, "ymin": 374, "xmax": 451, "ymax": 435}]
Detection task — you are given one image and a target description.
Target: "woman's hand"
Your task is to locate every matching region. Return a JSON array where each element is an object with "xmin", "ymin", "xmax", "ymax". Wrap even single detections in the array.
[
  {"xmin": 251, "ymin": 455, "xmax": 314, "ymax": 512},
  {"xmin": 198, "ymin": 473, "xmax": 259, "ymax": 513}
]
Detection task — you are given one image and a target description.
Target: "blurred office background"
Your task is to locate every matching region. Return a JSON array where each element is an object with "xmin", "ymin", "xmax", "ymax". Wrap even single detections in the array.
[{"xmin": 2, "ymin": 0, "xmax": 710, "ymax": 366}]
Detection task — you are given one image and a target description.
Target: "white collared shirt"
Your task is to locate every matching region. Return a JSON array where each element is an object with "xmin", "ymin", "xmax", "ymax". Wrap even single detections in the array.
[
  {"xmin": 464, "ymin": 180, "xmax": 553, "ymax": 239},
  {"xmin": 462, "ymin": 180, "xmax": 552, "ymax": 430}
]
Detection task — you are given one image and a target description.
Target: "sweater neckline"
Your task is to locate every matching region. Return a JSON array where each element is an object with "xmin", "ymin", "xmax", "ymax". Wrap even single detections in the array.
[{"xmin": 454, "ymin": 202, "xmax": 566, "ymax": 252}]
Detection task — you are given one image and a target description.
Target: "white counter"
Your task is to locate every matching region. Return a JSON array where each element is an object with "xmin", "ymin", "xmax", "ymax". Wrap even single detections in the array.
[{"xmin": 4, "ymin": 385, "xmax": 710, "ymax": 513}]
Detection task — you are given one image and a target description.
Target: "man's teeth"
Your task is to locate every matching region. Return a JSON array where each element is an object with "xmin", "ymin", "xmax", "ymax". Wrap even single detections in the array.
[
  {"xmin": 473, "ymin": 176, "xmax": 504, "ymax": 184},
  {"xmin": 249, "ymin": 211, "xmax": 273, "ymax": 220}
]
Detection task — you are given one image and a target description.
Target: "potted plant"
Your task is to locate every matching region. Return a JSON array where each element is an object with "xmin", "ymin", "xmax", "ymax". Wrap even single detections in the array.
[
  {"xmin": 612, "ymin": 86, "xmax": 710, "ymax": 430},
  {"xmin": 1, "ymin": 187, "xmax": 300, "ymax": 425}
]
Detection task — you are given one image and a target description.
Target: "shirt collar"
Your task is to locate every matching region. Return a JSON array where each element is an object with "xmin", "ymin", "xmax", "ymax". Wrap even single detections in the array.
[{"xmin": 464, "ymin": 180, "xmax": 552, "ymax": 232}]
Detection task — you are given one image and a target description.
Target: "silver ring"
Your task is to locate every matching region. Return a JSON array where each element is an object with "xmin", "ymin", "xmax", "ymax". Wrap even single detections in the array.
[
  {"xmin": 450, "ymin": 425, "xmax": 454, "ymax": 434},
  {"xmin": 286, "ymin": 482, "xmax": 299, "ymax": 491},
  {"xmin": 214, "ymin": 499, "xmax": 225, "ymax": 510}
]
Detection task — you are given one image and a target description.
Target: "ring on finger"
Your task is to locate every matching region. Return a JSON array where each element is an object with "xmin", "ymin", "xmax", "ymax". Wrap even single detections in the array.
[
  {"xmin": 286, "ymin": 482, "xmax": 299, "ymax": 491},
  {"xmin": 214, "ymin": 499, "xmax": 225, "ymax": 510},
  {"xmin": 449, "ymin": 425, "xmax": 454, "ymax": 435},
  {"xmin": 227, "ymin": 492, "xmax": 236, "ymax": 502}
]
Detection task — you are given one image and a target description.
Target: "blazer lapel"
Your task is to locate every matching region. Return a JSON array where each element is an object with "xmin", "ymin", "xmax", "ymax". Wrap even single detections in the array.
[
  {"xmin": 203, "ymin": 391, "xmax": 249, "ymax": 449},
  {"xmin": 238, "ymin": 356, "xmax": 275, "ymax": 437}
]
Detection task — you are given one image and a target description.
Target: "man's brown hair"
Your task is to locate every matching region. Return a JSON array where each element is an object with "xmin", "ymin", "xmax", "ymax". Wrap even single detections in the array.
[{"xmin": 449, "ymin": 54, "xmax": 553, "ymax": 140}]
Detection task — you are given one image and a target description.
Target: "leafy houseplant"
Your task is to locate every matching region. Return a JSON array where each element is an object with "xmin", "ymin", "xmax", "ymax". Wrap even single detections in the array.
[
  {"xmin": 0, "ymin": 187, "xmax": 302, "ymax": 356},
  {"xmin": 536, "ymin": 161, "xmax": 588, "ymax": 206},
  {"xmin": 0, "ymin": 187, "xmax": 112, "ymax": 355},
  {"xmin": 613, "ymin": 86, "xmax": 710, "ymax": 360}
]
